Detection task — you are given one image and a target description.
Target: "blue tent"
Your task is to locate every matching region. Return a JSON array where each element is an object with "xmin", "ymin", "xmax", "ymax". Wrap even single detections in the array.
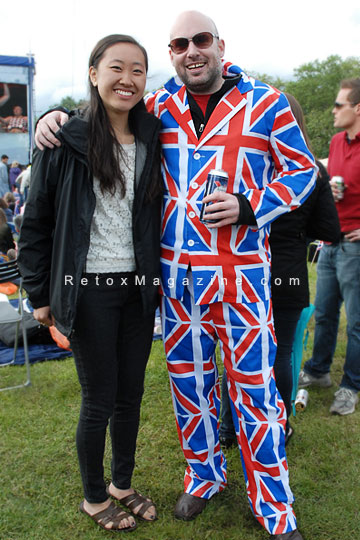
[{"xmin": 0, "ymin": 55, "xmax": 35, "ymax": 68}]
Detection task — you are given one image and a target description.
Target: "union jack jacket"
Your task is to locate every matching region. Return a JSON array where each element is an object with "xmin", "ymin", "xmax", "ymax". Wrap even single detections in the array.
[{"xmin": 145, "ymin": 63, "xmax": 317, "ymax": 305}]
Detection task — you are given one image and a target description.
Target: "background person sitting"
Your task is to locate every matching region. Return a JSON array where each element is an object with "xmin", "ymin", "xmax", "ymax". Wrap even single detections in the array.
[
  {"xmin": 0, "ymin": 197, "xmax": 13, "ymax": 223},
  {"xmin": 12, "ymin": 213, "xmax": 23, "ymax": 245},
  {"xmin": 3, "ymin": 192, "xmax": 16, "ymax": 214},
  {"xmin": 13, "ymin": 214, "xmax": 23, "ymax": 234},
  {"xmin": 0, "ymin": 105, "xmax": 28, "ymax": 133},
  {"xmin": 0, "ymin": 208, "xmax": 16, "ymax": 258}
]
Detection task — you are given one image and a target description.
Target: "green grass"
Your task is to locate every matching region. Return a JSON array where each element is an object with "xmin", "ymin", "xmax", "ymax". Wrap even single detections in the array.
[{"xmin": 0, "ymin": 265, "xmax": 359, "ymax": 539}]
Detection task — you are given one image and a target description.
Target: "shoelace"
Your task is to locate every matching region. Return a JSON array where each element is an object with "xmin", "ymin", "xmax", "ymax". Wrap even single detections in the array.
[{"xmin": 334, "ymin": 387, "xmax": 355, "ymax": 400}]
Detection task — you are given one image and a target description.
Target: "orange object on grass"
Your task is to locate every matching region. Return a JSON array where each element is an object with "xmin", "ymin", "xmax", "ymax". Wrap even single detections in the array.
[
  {"xmin": 49, "ymin": 325, "xmax": 71, "ymax": 351},
  {"xmin": 0, "ymin": 282, "xmax": 18, "ymax": 295}
]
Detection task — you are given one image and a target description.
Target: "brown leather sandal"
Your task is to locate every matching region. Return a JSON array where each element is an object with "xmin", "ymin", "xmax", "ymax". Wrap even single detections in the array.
[
  {"xmin": 79, "ymin": 500, "xmax": 137, "ymax": 532},
  {"xmin": 110, "ymin": 490, "xmax": 157, "ymax": 521}
]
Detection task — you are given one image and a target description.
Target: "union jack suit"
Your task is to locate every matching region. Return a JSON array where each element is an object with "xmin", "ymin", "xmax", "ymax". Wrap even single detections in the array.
[{"xmin": 146, "ymin": 64, "xmax": 316, "ymax": 534}]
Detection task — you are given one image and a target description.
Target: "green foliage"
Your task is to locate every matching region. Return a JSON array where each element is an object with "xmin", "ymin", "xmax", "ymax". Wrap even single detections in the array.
[
  {"xmin": 286, "ymin": 55, "xmax": 360, "ymax": 112},
  {"xmin": 250, "ymin": 55, "xmax": 360, "ymax": 158},
  {"xmin": 1, "ymin": 272, "xmax": 360, "ymax": 540},
  {"xmin": 248, "ymin": 71, "xmax": 288, "ymax": 92},
  {"xmin": 50, "ymin": 95, "xmax": 88, "ymax": 111},
  {"xmin": 285, "ymin": 55, "xmax": 360, "ymax": 157}
]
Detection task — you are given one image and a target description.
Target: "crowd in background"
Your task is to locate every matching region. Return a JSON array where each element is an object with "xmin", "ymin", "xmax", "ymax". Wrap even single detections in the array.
[{"xmin": 0, "ymin": 153, "xmax": 30, "ymax": 262}]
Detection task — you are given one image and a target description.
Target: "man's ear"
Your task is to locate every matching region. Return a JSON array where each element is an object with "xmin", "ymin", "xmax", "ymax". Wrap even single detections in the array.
[
  {"xmin": 89, "ymin": 66, "xmax": 97, "ymax": 87},
  {"xmin": 169, "ymin": 48, "xmax": 175, "ymax": 67},
  {"xmin": 218, "ymin": 38, "xmax": 225, "ymax": 59}
]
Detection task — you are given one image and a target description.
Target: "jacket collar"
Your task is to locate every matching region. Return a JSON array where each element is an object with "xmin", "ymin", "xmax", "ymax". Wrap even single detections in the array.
[
  {"xmin": 164, "ymin": 77, "xmax": 250, "ymax": 148},
  {"xmin": 162, "ymin": 60, "xmax": 255, "ymax": 148},
  {"xmin": 57, "ymin": 104, "xmax": 161, "ymax": 156}
]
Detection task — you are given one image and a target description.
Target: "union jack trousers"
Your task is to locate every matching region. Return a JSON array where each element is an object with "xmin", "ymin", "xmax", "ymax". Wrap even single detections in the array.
[{"xmin": 161, "ymin": 274, "xmax": 297, "ymax": 535}]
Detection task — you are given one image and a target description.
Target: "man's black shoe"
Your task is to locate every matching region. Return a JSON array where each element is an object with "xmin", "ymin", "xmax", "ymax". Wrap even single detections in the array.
[
  {"xmin": 174, "ymin": 493, "xmax": 208, "ymax": 521},
  {"xmin": 219, "ymin": 434, "xmax": 237, "ymax": 448}
]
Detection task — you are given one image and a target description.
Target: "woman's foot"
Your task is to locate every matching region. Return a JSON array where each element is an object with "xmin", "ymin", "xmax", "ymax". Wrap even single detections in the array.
[
  {"xmin": 108, "ymin": 483, "xmax": 157, "ymax": 521},
  {"xmin": 81, "ymin": 498, "xmax": 136, "ymax": 530}
]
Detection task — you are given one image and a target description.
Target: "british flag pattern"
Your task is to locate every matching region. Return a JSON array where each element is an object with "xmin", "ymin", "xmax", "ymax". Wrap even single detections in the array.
[
  {"xmin": 145, "ymin": 64, "xmax": 316, "ymax": 304},
  {"xmin": 146, "ymin": 63, "xmax": 315, "ymax": 534},
  {"xmin": 162, "ymin": 277, "xmax": 297, "ymax": 534}
]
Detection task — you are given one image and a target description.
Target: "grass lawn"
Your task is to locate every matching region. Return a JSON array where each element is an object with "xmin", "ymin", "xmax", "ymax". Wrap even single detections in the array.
[{"xmin": 0, "ymin": 265, "xmax": 359, "ymax": 540}]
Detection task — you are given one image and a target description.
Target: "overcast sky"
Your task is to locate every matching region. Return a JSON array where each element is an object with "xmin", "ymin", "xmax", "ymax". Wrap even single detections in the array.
[{"xmin": 2, "ymin": 0, "xmax": 360, "ymax": 115}]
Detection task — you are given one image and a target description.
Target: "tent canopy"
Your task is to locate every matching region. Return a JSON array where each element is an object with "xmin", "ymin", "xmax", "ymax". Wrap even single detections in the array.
[{"xmin": 0, "ymin": 55, "xmax": 35, "ymax": 68}]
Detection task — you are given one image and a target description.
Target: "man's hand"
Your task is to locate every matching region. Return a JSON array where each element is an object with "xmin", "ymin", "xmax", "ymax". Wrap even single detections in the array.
[
  {"xmin": 33, "ymin": 306, "xmax": 54, "ymax": 327},
  {"xmin": 201, "ymin": 192, "xmax": 240, "ymax": 228},
  {"xmin": 344, "ymin": 229, "xmax": 360, "ymax": 242},
  {"xmin": 35, "ymin": 111, "xmax": 69, "ymax": 150},
  {"xmin": 329, "ymin": 179, "xmax": 345, "ymax": 202}
]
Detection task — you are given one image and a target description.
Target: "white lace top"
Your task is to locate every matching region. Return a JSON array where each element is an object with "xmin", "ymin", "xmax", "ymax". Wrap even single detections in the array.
[{"xmin": 85, "ymin": 143, "xmax": 136, "ymax": 273}]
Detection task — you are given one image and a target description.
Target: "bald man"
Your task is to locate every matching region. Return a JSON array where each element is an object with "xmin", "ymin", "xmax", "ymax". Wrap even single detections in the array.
[{"xmin": 35, "ymin": 11, "xmax": 315, "ymax": 539}]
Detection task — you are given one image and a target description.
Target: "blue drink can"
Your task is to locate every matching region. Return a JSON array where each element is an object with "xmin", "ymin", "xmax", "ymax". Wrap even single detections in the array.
[{"xmin": 200, "ymin": 169, "xmax": 229, "ymax": 223}]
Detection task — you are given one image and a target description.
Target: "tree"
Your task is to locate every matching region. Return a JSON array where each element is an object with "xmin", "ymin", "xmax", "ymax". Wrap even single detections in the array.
[
  {"xmin": 50, "ymin": 95, "xmax": 87, "ymax": 111},
  {"xmin": 284, "ymin": 55, "xmax": 360, "ymax": 157},
  {"xmin": 249, "ymin": 56, "xmax": 360, "ymax": 158},
  {"xmin": 248, "ymin": 71, "xmax": 287, "ymax": 91}
]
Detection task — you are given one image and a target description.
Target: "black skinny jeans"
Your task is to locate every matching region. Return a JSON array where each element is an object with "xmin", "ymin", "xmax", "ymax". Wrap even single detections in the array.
[
  {"xmin": 272, "ymin": 305, "xmax": 303, "ymax": 421},
  {"xmin": 70, "ymin": 273, "xmax": 155, "ymax": 503}
]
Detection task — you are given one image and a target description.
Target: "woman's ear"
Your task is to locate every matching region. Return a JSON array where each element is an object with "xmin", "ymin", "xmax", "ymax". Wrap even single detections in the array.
[{"xmin": 89, "ymin": 66, "xmax": 98, "ymax": 87}]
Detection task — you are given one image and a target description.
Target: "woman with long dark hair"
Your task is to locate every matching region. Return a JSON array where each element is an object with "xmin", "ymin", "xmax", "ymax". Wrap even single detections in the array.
[
  {"xmin": 270, "ymin": 93, "xmax": 340, "ymax": 442},
  {"xmin": 219, "ymin": 93, "xmax": 340, "ymax": 446},
  {"xmin": 18, "ymin": 34, "xmax": 162, "ymax": 532}
]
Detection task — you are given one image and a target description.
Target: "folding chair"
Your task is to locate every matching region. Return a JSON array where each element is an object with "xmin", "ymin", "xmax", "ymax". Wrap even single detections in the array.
[
  {"xmin": 291, "ymin": 304, "xmax": 315, "ymax": 415},
  {"xmin": 0, "ymin": 259, "xmax": 31, "ymax": 391}
]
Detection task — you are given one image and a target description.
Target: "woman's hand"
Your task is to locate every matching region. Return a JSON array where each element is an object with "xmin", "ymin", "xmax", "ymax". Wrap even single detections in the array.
[{"xmin": 33, "ymin": 306, "xmax": 54, "ymax": 327}]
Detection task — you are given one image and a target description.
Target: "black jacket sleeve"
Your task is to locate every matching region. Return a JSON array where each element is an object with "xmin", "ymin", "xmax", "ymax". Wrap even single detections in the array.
[
  {"xmin": 17, "ymin": 146, "xmax": 63, "ymax": 308},
  {"xmin": 306, "ymin": 162, "xmax": 341, "ymax": 242},
  {"xmin": 234, "ymin": 193, "xmax": 257, "ymax": 226}
]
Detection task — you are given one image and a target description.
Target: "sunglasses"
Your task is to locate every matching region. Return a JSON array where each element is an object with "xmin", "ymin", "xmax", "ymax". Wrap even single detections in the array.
[
  {"xmin": 168, "ymin": 32, "xmax": 219, "ymax": 54},
  {"xmin": 334, "ymin": 101, "xmax": 358, "ymax": 108}
]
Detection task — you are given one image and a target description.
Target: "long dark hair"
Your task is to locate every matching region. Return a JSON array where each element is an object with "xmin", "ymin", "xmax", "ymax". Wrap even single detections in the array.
[
  {"xmin": 284, "ymin": 92, "xmax": 314, "ymax": 156},
  {"xmin": 87, "ymin": 34, "xmax": 148, "ymax": 196}
]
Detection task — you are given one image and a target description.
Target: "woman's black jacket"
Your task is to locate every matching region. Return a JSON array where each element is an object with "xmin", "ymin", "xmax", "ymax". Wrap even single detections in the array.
[
  {"xmin": 270, "ymin": 161, "xmax": 341, "ymax": 310},
  {"xmin": 18, "ymin": 108, "xmax": 162, "ymax": 337}
]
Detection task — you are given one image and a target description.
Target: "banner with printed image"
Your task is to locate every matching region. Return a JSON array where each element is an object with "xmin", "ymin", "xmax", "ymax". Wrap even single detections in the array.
[{"xmin": 0, "ymin": 56, "xmax": 35, "ymax": 165}]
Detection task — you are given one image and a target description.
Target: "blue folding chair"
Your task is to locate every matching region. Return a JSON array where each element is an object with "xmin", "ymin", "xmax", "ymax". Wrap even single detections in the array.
[{"xmin": 291, "ymin": 304, "xmax": 315, "ymax": 415}]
